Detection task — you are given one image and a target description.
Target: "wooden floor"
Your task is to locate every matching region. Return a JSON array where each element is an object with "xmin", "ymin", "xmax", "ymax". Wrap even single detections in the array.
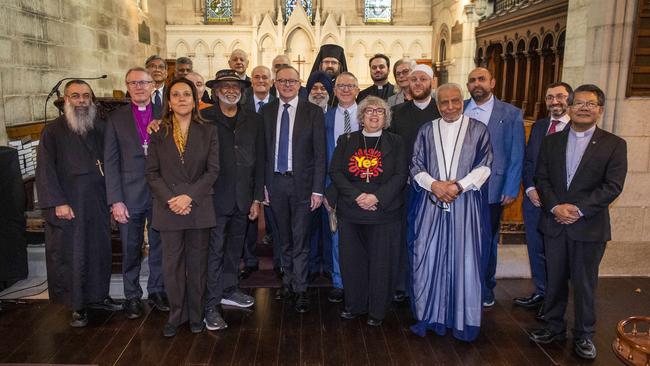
[{"xmin": 0, "ymin": 278, "xmax": 648, "ymax": 366}]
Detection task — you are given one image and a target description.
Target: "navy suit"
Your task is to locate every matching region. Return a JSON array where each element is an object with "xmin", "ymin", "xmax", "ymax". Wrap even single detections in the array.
[
  {"xmin": 104, "ymin": 104, "xmax": 164, "ymax": 300},
  {"xmin": 522, "ymin": 117, "xmax": 552, "ymax": 297},
  {"xmin": 464, "ymin": 97, "xmax": 525, "ymax": 303}
]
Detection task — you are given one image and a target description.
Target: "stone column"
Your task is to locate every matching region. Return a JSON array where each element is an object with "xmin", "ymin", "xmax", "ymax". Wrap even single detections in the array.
[
  {"xmin": 534, "ymin": 50, "xmax": 546, "ymax": 120},
  {"xmin": 511, "ymin": 54, "xmax": 520, "ymax": 106},
  {"xmin": 522, "ymin": 52, "xmax": 532, "ymax": 116},
  {"xmin": 501, "ymin": 53, "xmax": 509, "ymax": 101}
]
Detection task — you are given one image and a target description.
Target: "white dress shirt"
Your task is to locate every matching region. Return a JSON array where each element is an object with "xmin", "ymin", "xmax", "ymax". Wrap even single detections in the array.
[
  {"xmin": 151, "ymin": 84, "xmax": 164, "ymax": 104},
  {"xmin": 253, "ymin": 94, "xmax": 271, "ymax": 113},
  {"xmin": 274, "ymin": 96, "xmax": 299, "ymax": 172},
  {"xmin": 465, "ymin": 94, "xmax": 495, "ymax": 125},
  {"xmin": 334, "ymin": 104, "xmax": 360, "ymax": 142}
]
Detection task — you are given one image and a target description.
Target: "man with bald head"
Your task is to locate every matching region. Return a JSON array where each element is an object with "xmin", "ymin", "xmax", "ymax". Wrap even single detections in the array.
[
  {"xmin": 464, "ymin": 67, "xmax": 524, "ymax": 308},
  {"xmin": 389, "ymin": 64, "xmax": 441, "ymax": 302},
  {"xmin": 409, "ymin": 83, "xmax": 492, "ymax": 341}
]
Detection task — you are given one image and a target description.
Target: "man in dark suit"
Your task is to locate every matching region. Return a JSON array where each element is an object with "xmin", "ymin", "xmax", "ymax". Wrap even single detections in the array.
[
  {"xmin": 262, "ymin": 65, "xmax": 327, "ymax": 313},
  {"xmin": 514, "ymin": 82, "xmax": 572, "ymax": 313},
  {"xmin": 529, "ymin": 84, "xmax": 627, "ymax": 360},
  {"xmin": 464, "ymin": 67, "xmax": 525, "ymax": 307},
  {"xmin": 145, "ymin": 55, "xmax": 167, "ymax": 119},
  {"xmin": 105, "ymin": 67, "xmax": 169, "ymax": 319},
  {"xmin": 200, "ymin": 69, "xmax": 265, "ymax": 330}
]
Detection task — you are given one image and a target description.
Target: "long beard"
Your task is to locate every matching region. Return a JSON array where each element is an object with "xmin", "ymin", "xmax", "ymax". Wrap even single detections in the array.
[
  {"xmin": 64, "ymin": 103, "xmax": 97, "ymax": 135},
  {"xmin": 309, "ymin": 94, "xmax": 328, "ymax": 111}
]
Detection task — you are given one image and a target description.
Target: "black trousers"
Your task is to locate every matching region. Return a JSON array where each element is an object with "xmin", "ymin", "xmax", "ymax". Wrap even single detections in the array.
[
  {"xmin": 544, "ymin": 230, "xmax": 606, "ymax": 340},
  {"xmin": 339, "ymin": 219, "xmax": 401, "ymax": 320},
  {"xmin": 206, "ymin": 210, "xmax": 248, "ymax": 308},
  {"xmin": 270, "ymin": 174, "xmax": 312, "ymax": 292},
  {"xmin": 160, "ymin": 229, "xmax": 209, "ymax": 327}
]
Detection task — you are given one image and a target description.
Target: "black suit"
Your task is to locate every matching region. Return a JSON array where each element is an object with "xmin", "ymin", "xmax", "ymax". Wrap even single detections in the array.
[
  {"xmin": 262, "ymin": 97, "xmax": 326, "ymax": 292},
  {"xmin": 145, "ymin": 121, "xmax": 219, "ymax": 327},
  {"xmin": 201, "ymin": 104, "xmax": 265, "ymax": 307},
  {"xmin": 535, "ymin": 125, "xmax": 627, "ymax": 340},
  {"xmin": 105, "ymin": 104, "xmax": 164, "ymax": 300}
]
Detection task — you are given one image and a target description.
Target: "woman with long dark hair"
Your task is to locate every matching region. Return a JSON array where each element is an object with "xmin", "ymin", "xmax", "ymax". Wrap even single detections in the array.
[{"xmin": 146, "ymin": 78, "xmax": 219, "ymax": 337}]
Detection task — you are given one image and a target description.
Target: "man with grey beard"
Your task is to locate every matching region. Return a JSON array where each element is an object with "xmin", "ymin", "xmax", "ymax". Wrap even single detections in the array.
[
  {"xmin": 36, "ymin": 80, "xmax": 122, "ymax": 328},
  {"xmin": 202, "ymin": 69, "xmax": 265, "ymax": 330}
]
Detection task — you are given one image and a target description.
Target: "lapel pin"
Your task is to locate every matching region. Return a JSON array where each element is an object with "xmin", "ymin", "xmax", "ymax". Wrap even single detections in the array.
[{"xmin": 592, "ymin": 141, "xmax": 596, "ymax": 144}]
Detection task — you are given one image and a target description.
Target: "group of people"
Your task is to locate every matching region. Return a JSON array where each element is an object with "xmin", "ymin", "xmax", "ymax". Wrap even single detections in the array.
[{"xmin": 35, "ymin": 43, "xmax": 627, "ymax": 360}]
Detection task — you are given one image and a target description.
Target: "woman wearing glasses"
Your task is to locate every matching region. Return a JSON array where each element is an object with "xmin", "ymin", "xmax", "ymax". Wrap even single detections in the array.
[
  {"xmin": 146, "ymin": 78, "xmax": 219, "ymax": 337},
  {"xmin": 326, "ymin": 96, "xmax": 407, "ymax": 326}
]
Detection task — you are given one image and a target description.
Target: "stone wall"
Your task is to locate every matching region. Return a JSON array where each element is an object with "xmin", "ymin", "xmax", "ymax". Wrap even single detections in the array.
[
  {"xmin": 563, "ymin": 0, "xmax": 650, "ymax": 274},
  {"xmin": 0, "ymin": 0, "xmax": 167, "ymax": 145}
]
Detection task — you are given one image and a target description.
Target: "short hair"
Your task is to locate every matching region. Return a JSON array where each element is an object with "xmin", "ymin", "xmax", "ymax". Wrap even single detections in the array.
[
  {"xmin": 186, "ymin": 71, "xmax": 204, "ymax": 80},
  {"xmin": 393, "ymin": 58, "xmax": 416, "ymax": 77},
  {"xmin": 369, "ymin": 53, "xmax": 390, "ymax": 69},
  {"xmin": 230, "ymin": 49, "xmax": 248, "ymax": 60},
  {"xmin": 64, "ymin": 79, "xmax": 96, "ymax": 101},
  {"xmin": 436, "ymin": 83, "xmax": 463, "ymax": 97},
  {"xmin": 570, "ymin": 84, "xmax": 605, "ymax": 106},
  {"xmin": 176, "ymin": 56, "xmax": 193, "ymax": 66},
  {"xmin": 252, "ymin": 65, "xmax": 272, "ymax": 76},
  {"xmin": 275, "ymin": 65, "xmax": 300, "ymax": 78},
  {"xmin": 145, "ymin": 55, "xmax": 166, "ymax": 69},
  {"xmin": 124, "ymin": 66, "xmax": 150, "ymax": 83},
  {"xmin": 546, "ymin": 81, "xmax": 573, "ymax": 98},
  {"xmin": 335, "ymin": 71, "xmax": 358, "ymax": 86},
  {"xmin": 357, "ymin": 95, "xmax": 392, "ymax": 129}
]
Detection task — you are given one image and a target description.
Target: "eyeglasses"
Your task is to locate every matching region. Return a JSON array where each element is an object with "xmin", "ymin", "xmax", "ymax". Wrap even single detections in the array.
[
  {"xmin": 545, "ymin": 94, "xmax": 568, "ymax": 102},
  {"xmin": 364, "ymin": 108, "xmax": 386, "ymax": 116},
  {"xmin": 571, "ymin": 100, "xmax": 600, "ymax": 110},
  {"xmin": 322, "ymin": 60, "xmax": 339, "ymax": 65},
  {"xmin": 65, "ymin": 93, "xmax": 92, "ymax": 101},
  {"xmin": 395, "ymin": 69, "xmax": 411, "ymax": 77},
  {"xmin": 126, "ymin": 80, "xmax": 154, "ymax": 87},
  {"xmin": 336, "ymin": 84, "xmax": 357, "ymax": 90},
  {"xmin": 276, "ymin": 79, "xmax": 299, "ymax": 86}
]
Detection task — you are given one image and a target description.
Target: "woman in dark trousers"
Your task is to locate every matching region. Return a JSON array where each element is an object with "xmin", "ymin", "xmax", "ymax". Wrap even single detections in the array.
[
  {"xmin": 146, "ymin": 78, "xmax": 219, "ymax": 337},
  {"xmin": 326, "ymin": 96, "xmax": 407, "ymax": 326}
]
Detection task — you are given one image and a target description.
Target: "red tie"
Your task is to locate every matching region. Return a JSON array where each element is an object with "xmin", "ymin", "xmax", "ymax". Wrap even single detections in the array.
[{"xmin": 547, "ymin": 119, "xmax": 560, "ymax": 135}]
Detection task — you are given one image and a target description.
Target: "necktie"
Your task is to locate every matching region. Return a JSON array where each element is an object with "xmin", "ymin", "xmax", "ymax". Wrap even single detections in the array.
[
  {"xmin": 344, "ymin": 109, "xmax": 351, "ymax": 134},
  {"xmin": 277, "ymin": 103, "xmax": 290, "ymax": 173},
  {"xmin": 547, "ymin": 119, "xmax": 560, "ymax": 135},
  {"xmin": 257, "ymin": 101, "xmax": 265, "ymax": 114},
  {"xmin": 153, "ymin": 90, "xmax": 162, "ymax": 118}
]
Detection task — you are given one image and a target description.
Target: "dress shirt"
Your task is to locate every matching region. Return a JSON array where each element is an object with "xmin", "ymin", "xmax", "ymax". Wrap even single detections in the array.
[
  {"xmin": 274, "ymin": 96, "xmax": 299, "ymax": 172},
  {"xmin": 414, "ymin": 116, "xmax": 491, "ymax": 192},
  {"xmin": 334, "ymin": 104, "xmax": 360, "ymax": 141},
  {"xmin": 253, "ymin": 94, "xmax": 270, "ymax": 113},
  {"xmin": 151, "ymin": 84, "xmax": 164, "ymax": 104},
  {"xmin": 566, "ymin": 125, "xmax": 595, "ymax": 188},
  {"xmin": 465, "ymin": 94, "xmax": 495, "ymax": 125},
  {"xmin": 413, "ymin": 96, "xmax": 432, "ymax": 110},
  {"xmin": 525, "ymin": 114, "xmax": 570, "ymax": 194}
]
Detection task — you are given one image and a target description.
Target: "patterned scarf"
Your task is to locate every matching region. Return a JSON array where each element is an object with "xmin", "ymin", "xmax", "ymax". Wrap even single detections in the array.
[{"xmin": 172, "ymin": 115, "xmax": 188, "ymax": 161}]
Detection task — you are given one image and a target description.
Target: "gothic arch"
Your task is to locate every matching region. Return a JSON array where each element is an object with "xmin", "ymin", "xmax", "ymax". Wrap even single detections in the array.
[
  {"xmin": 408, "ymin": 40, "xmax": 425, "ymax": 58},
  {"xmin": 211, "ymin": 40, "xmax": 226, "ymax": 54},
  {"xmin": 370, "ymin": 40, "xmax": 387, "ymax": 55},
  {"xmin": 283, "ymin": 25, "xmax": 316, "ymax": 47},
  {"xmin": 174, "ymin": 40, "xmax": 190, "ymax": 57},
  {"xmin": 257, "ymin": 34, "xmax": 276, "ymax": 51},
  {"xmin": 193, "ymin": 40, "xmax": 209, "ymax": 54},
  {"xmin": 229, "ymin": 40, "xmax": 244, "ymax": 52},
  {"xmin": 322, "ymin": 33, "xmax": 338, "ymax": 45},
  {"xmin": 390, "ymin": 41, "xmax": 405, "ymax": 59},
  {"xmin": 527, "ymin": 35, "xmax": 540, "ymax": 52}
]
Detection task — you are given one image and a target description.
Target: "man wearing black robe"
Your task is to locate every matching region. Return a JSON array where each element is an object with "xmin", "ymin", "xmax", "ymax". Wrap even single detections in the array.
[
  {"xmin": 357, "ymin": 54, "xmax": 395, "ymax": 103},
  {"xmin": 310, "ymin": 44, "xmax": 349, "ymax": 106},
  {"xmin": 36, "ymin": 80, "xmax": 122, "ymax": 327}
]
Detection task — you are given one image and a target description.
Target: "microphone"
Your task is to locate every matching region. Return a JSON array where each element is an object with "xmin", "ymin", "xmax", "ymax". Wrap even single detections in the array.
[{"xmin": 47, "ymin": 74, "xmax": 108, "ymax": 99}]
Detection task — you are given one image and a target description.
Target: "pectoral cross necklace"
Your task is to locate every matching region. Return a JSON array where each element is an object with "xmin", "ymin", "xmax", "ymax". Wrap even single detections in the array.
[
  {"xmin": 96, "ymin": 160, "xmax": 104, "ymax": 177},
  {"xmin": 362, "ymin": 134, "xmax": 381, "ymax": 183}
]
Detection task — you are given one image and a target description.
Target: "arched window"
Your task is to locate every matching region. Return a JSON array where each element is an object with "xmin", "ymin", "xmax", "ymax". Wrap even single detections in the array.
[
  {"xmin": 364, "ymin": 0, "xmax": 392, "ymax": 23},
  {"xmin": 284, "ymin": 0, "xmax": 313, "ymax": 23},
  {"xmin": 439, "ymin": 38, "xmax": 447, "ymax": 62},
  {"xmin": 205, "ymin": 0, "xmax": 233, "ymax": 24}
]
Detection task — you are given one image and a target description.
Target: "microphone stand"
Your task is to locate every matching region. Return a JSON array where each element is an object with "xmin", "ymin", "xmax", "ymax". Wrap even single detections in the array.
[{"xmin": 43, "ymin": 75, "xmax": 108, "ymax": 125}]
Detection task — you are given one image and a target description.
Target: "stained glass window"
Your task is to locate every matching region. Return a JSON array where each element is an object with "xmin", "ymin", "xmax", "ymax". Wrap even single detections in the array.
[
  {"xmin": 364, "ymin": 0, "xmax": 391, "ymax": 23},
  {"xmin": 205, "ymin": 0, "xmax": 233, "ymax": 24},
  {"xmin": 284, "ymin": 0, "xmax": 313, "ymax": 23}
]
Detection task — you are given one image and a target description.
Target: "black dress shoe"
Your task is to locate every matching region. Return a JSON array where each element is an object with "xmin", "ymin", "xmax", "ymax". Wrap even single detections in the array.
[
  {"xmin": 294, "ymin": 291, "xmax": 311, "ymax": 313},
  {"xmin": 148, "ymin": 292, "xmax": 170, "ymax": 312},
  {"xmin": 275, "ymin": 286, "xmax": 293, "ymax": 300},
  {"xmin": 124, "ymin": 298, "xmax": 144, "ymax": 319},
  {"xmin": 573, "ymin": 338, "xmax": 597, "ymax": 360},
  {"xmin": 88, "ymin": 296, "xmax": 124, "ymax": 311},
  {"xmin": 239, "ymin": 265, "xmax": 259, "ymax": 279},
  {"xmin": 163, "ymin": 323, "xmax": 177, "ymax": 337},
  {"xmin": 393, "ymin": 290, "xmax": 407, "ymax": 303},
  {"xmin": 535, "ymin": 304, "xmax": 546, "ymax": 322},
  {"xmin": 367, "ymin": 316, "xmax": 383, "ymax": 327},
  {"xmin": 513, "ymin": 293, "xmax": 544, "ymax": 308},
  {"xmin": 528, "ymin": 328, "xmax": 566, "ymax": 344},
  {"xmin": 328, "ymin": 288, "xmax": 344, "ymax": 303},
  {"xmin": 190, "ymin": 322, "xmax": 205, "ymax": 334},
  {"xmin": 70, "ymin": 309, "xmax": 88, "ymax": 327},
  {"xmin": 340, "ymin": 310, "xmax": 362, "ymax": 319}
]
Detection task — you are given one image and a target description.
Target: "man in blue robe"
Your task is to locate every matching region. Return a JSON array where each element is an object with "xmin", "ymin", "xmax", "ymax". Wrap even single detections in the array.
[{"xmin": 409, "ymin": 83, "xmax": 492, "ymax": 342}]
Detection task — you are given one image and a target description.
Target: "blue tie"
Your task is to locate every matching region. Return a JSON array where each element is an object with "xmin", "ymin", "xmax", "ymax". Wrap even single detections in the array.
[
  {"xmin": 277, "ymin": 103, "xmax": 290, "ymax": 173},
  {"xmin": 257, "ymin": 101, "xmax": 265, "ymax": 114}
]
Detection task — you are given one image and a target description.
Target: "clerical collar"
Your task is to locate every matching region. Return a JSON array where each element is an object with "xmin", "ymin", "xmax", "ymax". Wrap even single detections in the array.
[
  {"xmin": 137, "ymin": 105, "xmax": 147, "ymax": 111},
  {"xmin": 362, "ymin": 130, "xmax": 382, "ymax": 137},
  {"xmin": 570, "ymin": 124, "xmax": 596, "ymax": 138},
  {"xmin": 377, "ymin": 85, "xmax": 384, "ymax": 90},
  {"xmin": 414, "ymin": 96, "xmax": 432, "ymax": 110}
]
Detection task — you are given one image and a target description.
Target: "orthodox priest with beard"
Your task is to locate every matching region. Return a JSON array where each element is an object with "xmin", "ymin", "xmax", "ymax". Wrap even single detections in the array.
[{"xmin": 36, "ymin": 80, "xmax": 122, "ymax": 328}]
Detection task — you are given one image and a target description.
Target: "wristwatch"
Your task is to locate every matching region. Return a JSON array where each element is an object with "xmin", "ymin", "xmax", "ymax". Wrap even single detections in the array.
[{"xmin": 455, "ymin": 182, "xmax": 464, "ymax": 193}]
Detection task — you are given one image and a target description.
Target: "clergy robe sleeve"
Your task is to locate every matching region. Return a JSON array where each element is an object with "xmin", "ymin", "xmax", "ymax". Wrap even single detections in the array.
[
  {"xmin": 329, "ymin": 134, "xmax": 363, "ymax": 200},
  {"xmin": 185, "ymin": 126, "xmax": 220, "ymax": 204},
  {"xmin": 575, "ymin": 137, "xmax": 627, "ymax": 218},
  {"xmin": 534, "ymin": 137, "xmax": 560, "ymax": 211},
  {"xmin": 410, "ymin": 125, "xmax": 433, "ymax": 192},
  {"xmin": 103, "ymin": 117, "xmax": 124, "ymax": 206},
  {"xmin": 374, "ymin": 135, "xmax": 408, "ymax": 206},
  {"xmin": 503, "ymin": 108, "xmax": 525, "ymax": 198},
  {"xmin": 457, "ymin": 128, "xmax": 493, "ymax": 191},
  {"xmin": 311, "ymin": 108, "xmax": 327, "ymax": 195},
  {"xmin": 145, "ymin": 131, "xmax": 176, "ymax": 203},
  {"xmin": 35, "ymin": 125, "xmax": 67, "ymax": 209},
  {"xmin": 253, "ymin": 114, "xmax": 266, "ymax": 202}
]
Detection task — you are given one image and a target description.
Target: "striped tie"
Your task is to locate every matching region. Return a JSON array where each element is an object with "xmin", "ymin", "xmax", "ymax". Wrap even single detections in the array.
[{"xmin": 344, "ymin": 109, "xmax": 351, "ymax": 134}]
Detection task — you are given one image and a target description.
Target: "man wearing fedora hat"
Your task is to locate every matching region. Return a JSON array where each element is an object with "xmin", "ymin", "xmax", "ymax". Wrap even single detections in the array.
[{"xmin": 202, "ymin": 69, "xmax": 266, "ymax": 330}]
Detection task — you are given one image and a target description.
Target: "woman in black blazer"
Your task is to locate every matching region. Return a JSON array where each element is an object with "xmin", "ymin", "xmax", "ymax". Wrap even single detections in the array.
[
  {"xmin": 146, "ymin": 78, "xmax": 219, "ymax": 337},
  {"xmin": 326, "ymin": 96, "xmax": 407, "ymax": 326}
]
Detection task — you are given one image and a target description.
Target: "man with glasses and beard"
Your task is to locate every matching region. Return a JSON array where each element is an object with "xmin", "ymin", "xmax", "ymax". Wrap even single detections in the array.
[
  {"xmin": 357, "ymin": 54, "xmax": 395, "ymax": 103},
  {"xmin": 389, "ymin": 64, "xmax": 441, "ymax": 302},
  {"xmin": 36, "ymin": 80, "xmax": 122, "ymax": 327},
  {"xmin": 202, "ymin": 69, "xmax": 265, "ymax": 330}
]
